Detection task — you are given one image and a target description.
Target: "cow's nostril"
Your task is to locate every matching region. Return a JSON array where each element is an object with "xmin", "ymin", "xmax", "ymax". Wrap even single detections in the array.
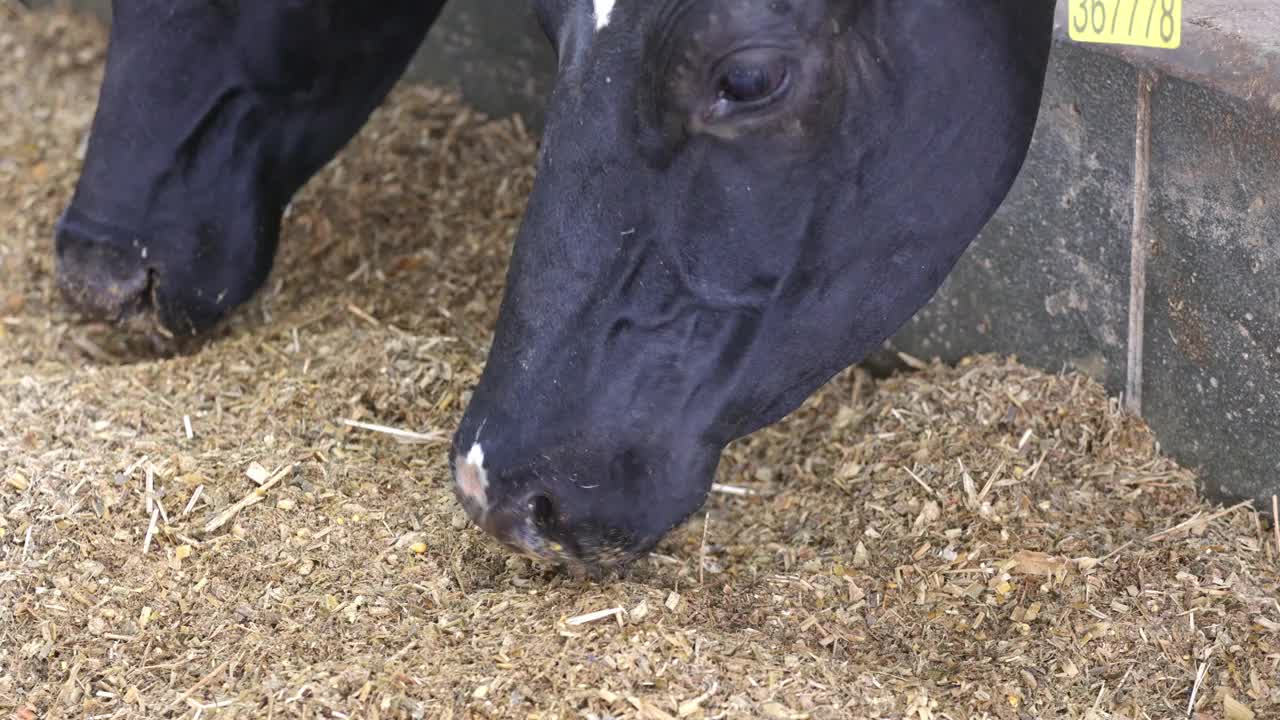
[{"xmin": 528, "ymin": 493, "xmax": 556, "ymax": 529}]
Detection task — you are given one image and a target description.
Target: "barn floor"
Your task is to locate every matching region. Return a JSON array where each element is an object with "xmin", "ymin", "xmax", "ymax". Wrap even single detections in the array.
[{"xmin": 2, "ymin": 10, "xmax": 1279, "ymax": 720}]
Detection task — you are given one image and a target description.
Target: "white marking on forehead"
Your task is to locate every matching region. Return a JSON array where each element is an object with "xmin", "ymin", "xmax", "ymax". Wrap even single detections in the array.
[{"xmin": 593, "ymin": 0, "xmax": 616, "ymax": 30}]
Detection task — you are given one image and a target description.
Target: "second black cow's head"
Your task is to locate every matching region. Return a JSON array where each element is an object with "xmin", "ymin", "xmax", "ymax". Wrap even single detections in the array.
[
  {"xmin": 54, "ymin": 0, "xmax": 445, "ymax": 336},
  {"xmin": 452, "ymin": 0, "xmax": 1055, "ymax": 572}
]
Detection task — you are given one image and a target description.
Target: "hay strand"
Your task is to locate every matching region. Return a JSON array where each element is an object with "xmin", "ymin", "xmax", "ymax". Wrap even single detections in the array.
[{"xmin": 341, "ymin": 418, "xmax": 444, "ymax": 444}]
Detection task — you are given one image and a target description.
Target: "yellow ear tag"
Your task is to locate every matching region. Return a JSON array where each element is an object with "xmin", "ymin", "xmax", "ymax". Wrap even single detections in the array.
[{"xmin": 1068, "ymin": 0, "xmax": 1182, "ymax": 49}]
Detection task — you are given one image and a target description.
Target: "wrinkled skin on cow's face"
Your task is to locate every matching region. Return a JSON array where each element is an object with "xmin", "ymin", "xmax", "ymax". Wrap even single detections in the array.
[
  {"xmin": 55, "ymin": 0, "xmax": 444, "ymax": 337},
  {"xmin": 453, "ymin": 0, "xmax": 1056, "ymax": 573}
]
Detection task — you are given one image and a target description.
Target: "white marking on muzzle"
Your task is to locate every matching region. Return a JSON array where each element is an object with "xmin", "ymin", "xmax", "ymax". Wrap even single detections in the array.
[
  {"xmin": 593, "ymin": 0, "xmax": 615, "ymax": 30},
  {"xmin": 455, "ymin": 442, "xmax": 490, "ymax": 510}
]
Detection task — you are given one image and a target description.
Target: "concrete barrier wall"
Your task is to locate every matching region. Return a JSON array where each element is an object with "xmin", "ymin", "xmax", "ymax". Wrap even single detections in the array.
[
  {"xmin": 28, "ymin": 0, "xmax": 1280, "ymax": 507},
  {"xmin": 897, "ymin": 3, "xmax": 1280, "ymax": 506}
]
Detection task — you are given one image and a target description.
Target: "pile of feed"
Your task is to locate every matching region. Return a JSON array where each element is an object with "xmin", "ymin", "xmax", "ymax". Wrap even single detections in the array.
[{"xmin": 2, "ymin": 9, "xmax": 1277, "ymax": 719}]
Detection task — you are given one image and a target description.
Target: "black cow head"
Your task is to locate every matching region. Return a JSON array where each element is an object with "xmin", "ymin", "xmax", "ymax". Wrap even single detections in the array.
[
  {"xmin": 453, "ymin": 0, "xmax": 1055, "ymax": 572},
  {"xmin": 55, "ymin": 0, "xmax": 442, "ymax": 337}
]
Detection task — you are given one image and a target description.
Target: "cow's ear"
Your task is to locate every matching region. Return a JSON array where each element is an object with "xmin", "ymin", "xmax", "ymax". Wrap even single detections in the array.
[
  {"xmin": 533, "ymin": 0, "xmax": 565, "ymax": 47},
  {"xmin": 534, "ymin": 0, "xmax": 594, "ymax": 71}
]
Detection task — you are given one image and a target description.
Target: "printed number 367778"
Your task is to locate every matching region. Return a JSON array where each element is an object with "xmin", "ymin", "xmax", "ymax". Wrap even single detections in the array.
[{"xmin": 1069, "ymin": 0, "xmax": 1181, "ymax": 49}]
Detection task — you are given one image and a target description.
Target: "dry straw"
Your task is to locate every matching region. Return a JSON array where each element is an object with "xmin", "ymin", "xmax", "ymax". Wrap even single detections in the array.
[{"xmin": 0, "ymin": 9, "xmax": 1276, "ymax": 718}]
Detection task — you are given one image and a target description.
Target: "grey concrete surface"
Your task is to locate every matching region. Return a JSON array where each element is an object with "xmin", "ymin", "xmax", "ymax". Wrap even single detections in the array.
[
  {"xmin": 890, "ymin": 4, "xmax": 1280, "ymax": 507},
  {"xmin": 1090, "ymin": 0, "xmax": 1280, "ymax": 109},
  {"xmin": 22, "ymin": 0, "xmax": 1280, "ymax": 507},
  {"xmin": 402, "ymin": 0, "xmax": 555, "ymax": 129},
  {"xmin": 1141, "ymin": 74, "xmax": 1280, "ymax": 503}
]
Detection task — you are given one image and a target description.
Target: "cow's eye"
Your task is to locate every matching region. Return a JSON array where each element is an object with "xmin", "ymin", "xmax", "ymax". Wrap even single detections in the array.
[
  {"xmin": 706, "ymin": 51, "xmax": 790, "ymax": 119},
  {"xmin": 718, "ymin": 64, "xmax": 782, "ymax": 104}
]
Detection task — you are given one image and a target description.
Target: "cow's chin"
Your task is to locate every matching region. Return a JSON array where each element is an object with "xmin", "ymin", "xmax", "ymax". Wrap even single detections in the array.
[{"xmin": 516, "ymin": 538, "xmax": 646, "ymax": 580}]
